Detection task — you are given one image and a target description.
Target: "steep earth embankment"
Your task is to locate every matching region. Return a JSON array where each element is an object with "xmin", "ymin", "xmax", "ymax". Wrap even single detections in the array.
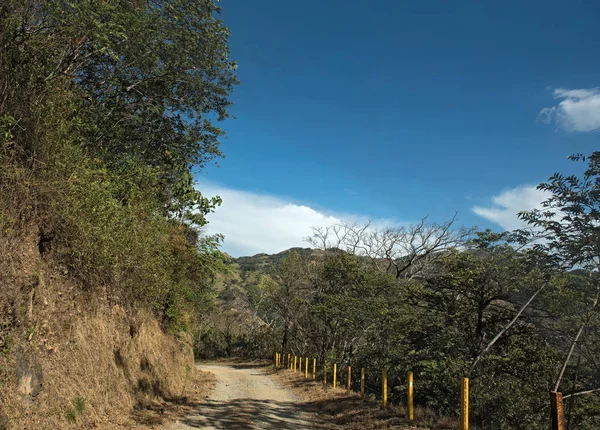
[{"xmin": 0, "ymin": 226, "xmax": 196, "ymax": 429}]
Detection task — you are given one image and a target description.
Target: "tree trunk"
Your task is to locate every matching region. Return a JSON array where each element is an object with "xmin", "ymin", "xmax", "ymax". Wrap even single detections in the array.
[{"xmin": 281, "ymin": 320, "xmax": 289, "ymax": 359}]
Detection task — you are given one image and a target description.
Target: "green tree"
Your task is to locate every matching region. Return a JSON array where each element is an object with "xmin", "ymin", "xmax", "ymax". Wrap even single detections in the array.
[
  {"xmin": 2, "ymin": 0, "xmax": 237, "ymax": 226},
  {"xmin": 0, "ymin": 0, "xmax": 237, "ymax": 330},
  {"xmin": 519, "ymin": 153, "xmax": 600, "ymax": 428},
  {"xmin": 520, "ymin": 152, "xmax": 600, "ymax": 271},
  {"xmin": 267, "ymin": 251, "xmax": 311, "ymax": 358},
  {"xmin": 307, "ymin": 251, "xmax": 395, "ymax": 364}
]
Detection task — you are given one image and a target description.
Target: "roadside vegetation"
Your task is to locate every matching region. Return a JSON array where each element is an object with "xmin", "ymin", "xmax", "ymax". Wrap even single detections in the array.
[
  {"xmin": 0, "ymin": 0, "xmax": 236, "ymax": 427},
  {"xmin": 211, "ymin": 153, "xmax": 600, "ymax": 430}
]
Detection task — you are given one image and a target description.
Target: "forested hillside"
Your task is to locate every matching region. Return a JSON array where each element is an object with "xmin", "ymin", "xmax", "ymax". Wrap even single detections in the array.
[{"xmin": 199, "ymin": 160, "xmax": 600, "ymax": 430}]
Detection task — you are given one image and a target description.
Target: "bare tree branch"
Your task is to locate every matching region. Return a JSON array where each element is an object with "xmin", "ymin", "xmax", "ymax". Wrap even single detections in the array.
[
  {"xmin": 468, "ymin": 282, "xmax": 547, "ymax": 377},
  {"xmin": 306, "ymin": 214, "xmax": 474, "ymax": 279},
  {"xmin": 563, "ymin": 388, "xmax": 600, "ymax": 399},
  {"xmin": 554, "ymin": 291, "xmax": 599, "ymax": 392}
]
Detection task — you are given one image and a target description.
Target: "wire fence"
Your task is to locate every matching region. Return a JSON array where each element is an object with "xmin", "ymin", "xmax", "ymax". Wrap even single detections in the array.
[
  {"xmin": 275, "ymin": 352, "xmax": 416, "ymax": 422},
  {"xmin": 273, "ymin": 352, "xmax": 568, "ymax": 430}
]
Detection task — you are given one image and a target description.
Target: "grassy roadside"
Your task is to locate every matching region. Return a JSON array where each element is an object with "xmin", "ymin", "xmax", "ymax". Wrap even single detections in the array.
[
  {"xmin": 132, "ymin": 368, "xmax": 216, "ymax": 429},
  {"xmin": 270, "ymin": 367, "xmax": 455, "ymax": 430}
]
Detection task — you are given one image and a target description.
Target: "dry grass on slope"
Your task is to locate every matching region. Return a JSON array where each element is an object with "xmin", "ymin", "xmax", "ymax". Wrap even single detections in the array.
[
  {"xmin": 0, "ymin": 225, "xmax": 213, "ymax": 429},
  {"xmin": 132, "ymin": 367, "xmax": 216, "ymax": 429}
]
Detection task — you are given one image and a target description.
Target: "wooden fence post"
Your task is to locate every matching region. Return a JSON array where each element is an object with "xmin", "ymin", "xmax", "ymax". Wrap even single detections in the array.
[
  {"xmin": 294, "ymin": 356, "xmax": 297, "ymax": 372},
  {"xmin": 313, "ymin": 358, "xmax": 316, "ymax": 380},
  {"xmin": 333, "ymin": 363, "xmax": 337, "ymax": 388},
  {"xmin": 299, "ymin": 356, "xmax": 302, "ymax": 373},
  {"xmin": 347, "ymin": 366, "xmax": 352, "ymax": 395},
  {"xmin": 460, "ymin": 377, "xmax": 469, "ymax": 430},
  {"xmin": 408, "ymin": 371, "xmax": 414, "ymax": 420},
  {"xmin": 382, "ymin": 368, "xmax": 388, "ymax": 409},
  {"xmin": 324, "ymin": 360, "xmax": 327, "ymax": 385},
  {"xmin": 550, "ymin": 391, "xmax": 565, "ymax": 430},
  {"xmin": 274, "ymin": 353, "xmax": 277, "ymax": 368},
  {"xmin": 305, "ymin": 357, "xmax": 309, "ymax": 379},
  {"xmin": 361, "ymin": 368, "xmax": 365, "ymax": 399}
]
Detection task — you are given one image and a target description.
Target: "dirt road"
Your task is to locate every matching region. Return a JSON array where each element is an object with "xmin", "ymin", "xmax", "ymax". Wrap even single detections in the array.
[{"xmin": 170, "ymin": 363, "xmax": 316, "ymax": 429}]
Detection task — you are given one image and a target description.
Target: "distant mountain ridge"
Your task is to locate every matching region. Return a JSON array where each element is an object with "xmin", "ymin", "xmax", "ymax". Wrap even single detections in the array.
[{"xmin": 232, "ymin": 247, "xmax": 321, "ymax": 272}]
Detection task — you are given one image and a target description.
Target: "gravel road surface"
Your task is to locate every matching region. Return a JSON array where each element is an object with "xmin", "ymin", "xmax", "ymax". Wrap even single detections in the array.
[{"xmin": 169, "ymin": 364, "xmax": 316, "ymax": 429}]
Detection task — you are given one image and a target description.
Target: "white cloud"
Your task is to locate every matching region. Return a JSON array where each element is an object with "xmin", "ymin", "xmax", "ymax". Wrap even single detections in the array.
[
  {"xmin": 540, "ymin": 87, "xmax": 600, "ymax": 132},
  {"xmin": 197, "ymin": 183, "xmax": 397, "ymax": 257},
  {"xmin": 472, "ymin": 185, "xmax": 550, "ymax": 231}
]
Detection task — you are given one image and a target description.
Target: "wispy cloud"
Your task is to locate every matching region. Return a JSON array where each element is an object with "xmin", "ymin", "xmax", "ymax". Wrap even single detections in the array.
[
  {"xmin": 197, "ymin": 183, "xmax": 400, "ymax": 257},
  {"xmin": 540, "ymin": 87, "xmax": 600, "ymax": 132},
  {"xmin": 472, "ymin": 185, "xmax": 550, "ymax": 231}
]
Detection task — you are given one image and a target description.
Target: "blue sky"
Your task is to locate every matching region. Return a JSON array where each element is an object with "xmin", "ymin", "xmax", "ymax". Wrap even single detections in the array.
[{"xmin": 199, "ymin": 0, "xmax": 600, "ymax": 256}]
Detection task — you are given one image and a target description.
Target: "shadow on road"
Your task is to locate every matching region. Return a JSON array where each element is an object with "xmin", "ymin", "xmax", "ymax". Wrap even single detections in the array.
[
  {"xmin": 226, "ymin": 363, "xmax": 270, "ymax": 370},
  {"xmin": 197, "ymin": 359, "xmax": 271, "ymax": 371},
  {"xmin": 180, "ymin": 398, "xmax": 320, "ymax": 429}
]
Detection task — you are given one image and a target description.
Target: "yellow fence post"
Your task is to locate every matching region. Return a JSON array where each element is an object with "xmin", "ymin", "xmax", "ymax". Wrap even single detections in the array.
[
  {"xmin": 313, "ymin": 358, "xmax": 316, "ymax": 380},
  {"xmin": 550, "ymin": 392, "xmax": 565, "ymax": 430},
  {"xmin": 382, "ymin": 368, "xmax": 388, "ymax": 409},
  {"xmin": 347, "ymin": 366, "xmax": 352, "ymax": 395},
  {"xmin": 460, "ymin": 377, "xmax": 469, "ymax": 430},
  {"xmin": 305, "ymin": 357, "xmax": 309, "ymax": 379},
  {"xmin": 408, "ymin": 371, "xmax": 414, "ymax": 421},
  {"xmin": 324, "ymin": 360, "xmax": 327, "ymax": 385},
  {"xmin": 333, "ymin": 363, "xmax": 337, "ymax": 388},
  {"xmin": 361, "ymin": 368, "xmax": 365, "ymax": 399},
  {"xmin": 294, "ymin": 356, "xmax": 297, "ymax": 372},
  {"xmin": 299, "ymin": 356, "xmax": 302, "ymax": 373}
]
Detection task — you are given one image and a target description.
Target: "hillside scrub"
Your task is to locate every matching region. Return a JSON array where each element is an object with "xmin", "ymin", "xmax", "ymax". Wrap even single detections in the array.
[
  {"xmin": 1, "ymin": 0, "xmax": 236, "ymax": 427},
  {"xmin": 225, "ymin": 248, "xmax": 597, "ymax": 429},
  {"xmin": 220, "ymin": 156, "xmax": 600, "ymax": 430}
]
